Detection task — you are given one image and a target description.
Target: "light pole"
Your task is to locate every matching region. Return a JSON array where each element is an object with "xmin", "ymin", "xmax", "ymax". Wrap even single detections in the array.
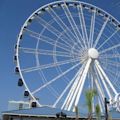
[{"xmin": 105, "ymin": 97, "xmax": 109, "ymax": 120}]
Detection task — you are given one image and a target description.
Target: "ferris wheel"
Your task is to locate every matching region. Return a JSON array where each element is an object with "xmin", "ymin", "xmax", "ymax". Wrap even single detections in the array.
[{"xmin": 14, "ymin": 0, "xmax": 120, "ymax": 113}]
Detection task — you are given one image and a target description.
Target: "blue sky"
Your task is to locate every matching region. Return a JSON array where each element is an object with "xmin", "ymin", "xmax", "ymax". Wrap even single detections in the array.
[{"xmin": 0, "ymin": 0, "xmax": 120, "ymax": 114}]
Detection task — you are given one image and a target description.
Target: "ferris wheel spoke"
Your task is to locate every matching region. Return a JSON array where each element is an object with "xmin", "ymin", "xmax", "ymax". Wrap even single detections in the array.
[
  {"xmin": 62, "ymin": 3, "xmax": 85, "ymax": 49},
  {"xmin": 31, "ymin": 62, "xmax": 81, "ymax": 95},
  {"xmin": 21, "ymin": 57, "xmax": 81, "ymax": 73},
  {"xmin": 24, "ymin": 28, "xmax": 73, "ymax": 51},
  {"xmin": 94, "ymin": 17, "xmax": 109, "ymax": 48},
  {"xmin": 100, "ymin": 43, "xmax": 120, "ymax": 54},
  {"xmin": 39, "ymin": 70, "xmax": 59, "ymax": 98},
  {"xmin": 100, "ymin": 53, "xmax": 120, "ymax": 59},
  {"xmin": 97, "ymin": 29, "xmax": 119, "ymax": 50},
  {"xmin": 99, "ymin": 60, "xmax": 120, "ymax": 70},
  {"xmin": 100, "ymin": 59, "xmax": 120, "ymax": 68},
  {"xmin": 101, "ymin": 66, "xmax": 120, "ymax": 86},
  {"xmin": 101, "ymin": 62, "xmax": 120, "ymax": 79},
  {"xmin": 20, "ymin": 47, "xmax": 78, "ymax": 58},
  {"xmin": 29, "ymin": 33, "xmax": 74, "ymax": 53},
  {"xmin": 95, "ymin": 60, "xmax": 117, "ymax": 96},
  {"xmin": 101, "ymin": 67, "xmax": 120, "ymax": 90},
  {"xmin": 35, "ymin": 15, "xmax": 76, "ymax": 48},
  {"xmin": 77, "ymin": 4, "xmax": 89, "ymax": 48},
  {"xmin": 69, "ymin": 42, "xmax": 83, "ymax": 58},
  {"xmin": 89, "ymin": 10, "xmax": 96, "ymax": 47},
  {"xmin": 24, "ymin": 28, "xmax": 73, "ymax": 52},
  {"xmin": 48, "ymin": 6, "xmax": 83, "ymax": 49},
  {"xmin": 53, "ymin": 65, "xmax": 82, "ymax": 108}
]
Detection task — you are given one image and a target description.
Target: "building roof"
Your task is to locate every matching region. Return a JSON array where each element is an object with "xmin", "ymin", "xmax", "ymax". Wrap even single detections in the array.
[
  {"xmin": 2, "ymin": 106, "xmax": 76, "ymax": 118},
  {"xmin": 2, "ymin": 106, "xmax": 120, "ymax": 119}
]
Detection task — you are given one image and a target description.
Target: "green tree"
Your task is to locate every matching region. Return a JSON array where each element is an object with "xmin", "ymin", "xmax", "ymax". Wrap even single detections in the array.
[
  {"xmin": 85, "ymin": 89, "xmax": 97, "ymax": 120},
  {"xmin": 75, "ymin": 106, "xmax": 79, "ymax": 120},
  {"xmin": 95, "ymin": 104, "xmax": 101, "ymax": 120}
]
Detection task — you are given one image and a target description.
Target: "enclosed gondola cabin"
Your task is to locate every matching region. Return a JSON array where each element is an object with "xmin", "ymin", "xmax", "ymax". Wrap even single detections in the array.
[{"xmin": 18, "ymin": 78, "xmax": 23, "ymax": 87}]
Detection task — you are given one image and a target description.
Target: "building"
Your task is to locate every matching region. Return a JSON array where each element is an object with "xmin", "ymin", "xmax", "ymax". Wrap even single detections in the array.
[
  {"xmin": 2, "ymin": 106, "xmax": 120, "ymax": 120},
  {"xmin": 2, "ymin": 106, "xmax": 77, "ymax": 120},
  {"xmin": 8, "ymin": 101, "xmax": 30, "ymax": 110}
]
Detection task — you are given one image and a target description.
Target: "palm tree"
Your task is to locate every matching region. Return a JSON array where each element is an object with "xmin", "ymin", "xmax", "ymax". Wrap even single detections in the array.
[
  {"xmin": 95, "ymin": 104, "xmax": 101, "ymax": 120},
  {"xmin": 75, "ymin": 106, "xmax": 79, "ymax": 120},
  {"xmin": 85, "ymin": 89, "xmax": 97, "ymax": 120}
]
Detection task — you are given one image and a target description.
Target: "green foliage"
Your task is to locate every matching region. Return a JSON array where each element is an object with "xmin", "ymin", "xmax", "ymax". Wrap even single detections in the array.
[
  {"xmin": 95, "ymin": 104, "xmax": 101, "ymax": 120},
  {"xmin": 85, "ymin": 89, "xmax": 97, "ymax": 119},
  {"xmin": 85, "ymin": 89, "xmax": 97, "ymax": 113},
  {"xmin": 108, "ymin": 114, "xmax": 112, "ymax": 120}
]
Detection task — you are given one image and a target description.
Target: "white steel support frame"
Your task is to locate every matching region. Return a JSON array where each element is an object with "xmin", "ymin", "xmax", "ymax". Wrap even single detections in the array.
[
  {"xmin": 74, "ymin": 58, "xmax": 92, "ymax": 107},
  {"xmin": 91, "ymin": 66, "xmax": 105, "ymax": 113},
  {"xmin": 61, "ymin": 63, "xmax": 86, "ymax": 110},
  {"xmin": 53, "ymin": 65, "xmax": 82, "ymax": 108},
  {"xmin": 95, "ymin": 60, "xmax": 120, "ymax": 111},
  {"xmin": 95, "ymin": 62, "xmax": 112, "ymax": 99},
  {"xmin": 94, "ymin": 71, "xmax": 105, "ymax": 113},
  {"xmin": 62, "ymin": 58, "xmax": 92, "ymax": 111},
  {"xmin": 95, "ymin": 60, "xmax": 117, "ymax": 96}
]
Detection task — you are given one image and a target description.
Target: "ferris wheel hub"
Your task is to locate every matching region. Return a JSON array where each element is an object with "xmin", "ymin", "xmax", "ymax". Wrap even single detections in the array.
[{"xmin": 88, "ymin": 48, "xmax": 99, "ymax": 59}]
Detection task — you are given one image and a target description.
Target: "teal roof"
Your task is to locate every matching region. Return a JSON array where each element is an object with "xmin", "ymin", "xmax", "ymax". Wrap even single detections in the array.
[
  {"xmin": 2, "ymin": 106, "xmax": 120, "ymax": 119},
  {"xmin": 2, "ymin": 106, "xmax": 76, "ymax": 118}
]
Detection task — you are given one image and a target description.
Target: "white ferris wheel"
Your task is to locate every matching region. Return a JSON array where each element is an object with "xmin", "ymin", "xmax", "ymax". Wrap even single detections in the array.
[{"xmin": 14, "ymin": 0, "xmax": 120, "ymax": 113}]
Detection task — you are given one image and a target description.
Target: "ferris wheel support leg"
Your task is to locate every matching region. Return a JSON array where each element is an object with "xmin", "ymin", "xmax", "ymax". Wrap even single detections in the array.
[
  {"xmin": 63, "ymin": 64, "xmax": 85, "ymax": 110},
  {"xmin": 64, "ymin": 59, "xmax": 91, "ymax": 111},
  {"xmin": 92, "ymin": 67, "xmax": 105, "ymax": 103},
  {"xmin": 67, "ymin": 66, "xmax": 85, "ymax": 111},
  {"xmin": 95, "ymin": 62, "xmax": 112, "ymax": 99},
  {"xmin": 95, "ymin": 78, "xmax": 105, "ymax": 102},
  {"xmin": 59, "ymin": 67, "xmax": 82, "ymax": 109},
  {"xmin": 91, "ymin": 71, "xmax": 104, "ymax": 113},
  {"xmin": 93, "ymin": 65, "xmax": 107, "ymax": 112},
  {"xmin": 98, "ymin": 97, "xmax": 104, "ymax": 113},
  {"xmin": 95, "ymin": 60, "xmax": 117, "ymax": 95},
  {"xmin": 95, "ymin": 77, "xmax": 105, "ymax": 112},
  {"xmin": 115, "ymin": 94, "xmax": 120, "ymax": 112},
  {"xmin": 74, "ymin": 58, "xmax": 92, "ymax": 107},
  {"xmin": 64, "ymin": 76, "xmax": 80, "ymax": 110},
  {"xmin": 66, "ymin": 60, "xmax": 90, "ymax": 111},
  {"xmin": 91, "ymin": 72, "xmax": 95, "ymax": 113},
  {"xmin": 110, "ymin": 93, "xmax": 120, "ymax": 112}
]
